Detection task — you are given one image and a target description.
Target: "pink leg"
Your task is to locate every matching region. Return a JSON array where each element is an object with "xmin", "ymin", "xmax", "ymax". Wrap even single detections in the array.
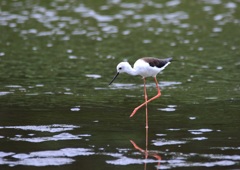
[
  {"xmin": 130, "ymin": 77, "xmax": 161, "ymax": 118},
  {"xmin": 145, "ymin": 127, "xmax": 149, "ymax": 159},
  {"xmin": 143, "ymin": 78, "xmax": 149, "ymax": 129}
]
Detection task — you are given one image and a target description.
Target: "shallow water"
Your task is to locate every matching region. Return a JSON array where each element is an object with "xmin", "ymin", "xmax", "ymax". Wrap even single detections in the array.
[{"xmin": 0, "ymin": 0, "xmax": 240, "ymax": 169}]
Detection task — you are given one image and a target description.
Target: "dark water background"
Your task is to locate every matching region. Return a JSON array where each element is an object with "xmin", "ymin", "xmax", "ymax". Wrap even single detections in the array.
[{"xmin": 0, "ymin": 0, "xmax": 240, "ymax": 169}]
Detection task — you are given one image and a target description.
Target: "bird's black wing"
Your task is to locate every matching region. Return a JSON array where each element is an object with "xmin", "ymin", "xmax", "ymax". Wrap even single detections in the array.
[{"xmin": 143, "ymin": 57, "xmax": 172, "ymax": 68}]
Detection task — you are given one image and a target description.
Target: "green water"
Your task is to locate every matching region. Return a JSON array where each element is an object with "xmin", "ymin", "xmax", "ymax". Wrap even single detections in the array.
[{"xmin": 0, "ymin": 0, "xmax": 240, "ymax": 169}]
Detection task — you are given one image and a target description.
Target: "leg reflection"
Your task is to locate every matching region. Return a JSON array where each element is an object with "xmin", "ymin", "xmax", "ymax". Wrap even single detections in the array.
[{"xmin": 130, "ymin": 128, "xmax": 161, "ymax": 169}]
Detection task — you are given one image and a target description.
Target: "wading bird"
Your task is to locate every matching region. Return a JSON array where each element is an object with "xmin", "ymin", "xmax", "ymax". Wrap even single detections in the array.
[{"xmin": 109, "ymin": 57, "xmax": 172, "ymax": 128}]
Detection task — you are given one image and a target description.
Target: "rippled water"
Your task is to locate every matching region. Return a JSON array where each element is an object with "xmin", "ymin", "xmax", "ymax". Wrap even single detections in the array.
[{"xmin": 0, "ymin": 0, "xmax": 240, "ymax": 169}]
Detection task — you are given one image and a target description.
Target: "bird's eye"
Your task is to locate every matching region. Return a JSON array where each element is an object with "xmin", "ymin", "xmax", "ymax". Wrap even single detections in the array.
[{"xmin": 119, "ymin": 67, "xmax": 122, "ymax": 70}]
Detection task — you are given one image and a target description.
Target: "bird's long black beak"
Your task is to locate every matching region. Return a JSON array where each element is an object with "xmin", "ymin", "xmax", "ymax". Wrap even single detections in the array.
[{"xmin": 109, "ymin": 72, "xmax": 119, "ymax": 85}]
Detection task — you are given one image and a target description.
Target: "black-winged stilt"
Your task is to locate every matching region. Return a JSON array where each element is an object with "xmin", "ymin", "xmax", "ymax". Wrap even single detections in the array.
[{"xmin": 109, "ymin": 57, "xmax": 172, "ymax": 128}]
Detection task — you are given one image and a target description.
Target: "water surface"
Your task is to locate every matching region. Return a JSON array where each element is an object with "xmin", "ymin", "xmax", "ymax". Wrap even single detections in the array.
[{"xmin": 0, "ymin": 0, "xmax": 240, "ymax": 169}]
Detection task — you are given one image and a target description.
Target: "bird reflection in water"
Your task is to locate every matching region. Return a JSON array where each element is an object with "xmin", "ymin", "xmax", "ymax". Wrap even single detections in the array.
[{"xmin": 130, "ymin": 128, "xmax": 161, "ymax": 169}]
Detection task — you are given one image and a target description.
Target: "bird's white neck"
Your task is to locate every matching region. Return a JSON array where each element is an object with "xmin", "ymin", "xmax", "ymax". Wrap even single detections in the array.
[
  {"xmin": 124, "ymin": 64, "xmax": 138, "ymax": 76},
  {"xmin": 117, "ymin": 62, "xmax": 139, "ymax": 76}
]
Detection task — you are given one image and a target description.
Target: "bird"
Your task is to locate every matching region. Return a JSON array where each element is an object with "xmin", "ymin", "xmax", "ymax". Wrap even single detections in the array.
[{"xmin": 109, "ymin": 57, "xmax": 172, "ymax": 128}]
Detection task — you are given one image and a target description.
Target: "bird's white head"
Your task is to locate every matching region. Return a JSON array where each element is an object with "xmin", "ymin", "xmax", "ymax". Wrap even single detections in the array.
[
  {"xmin": 116, "ymin": 62, "xmax": 132, "ymax": 73},
  {"xmin": 109, "ymin": 62, "xmax": 133, "ymax": 85}
]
